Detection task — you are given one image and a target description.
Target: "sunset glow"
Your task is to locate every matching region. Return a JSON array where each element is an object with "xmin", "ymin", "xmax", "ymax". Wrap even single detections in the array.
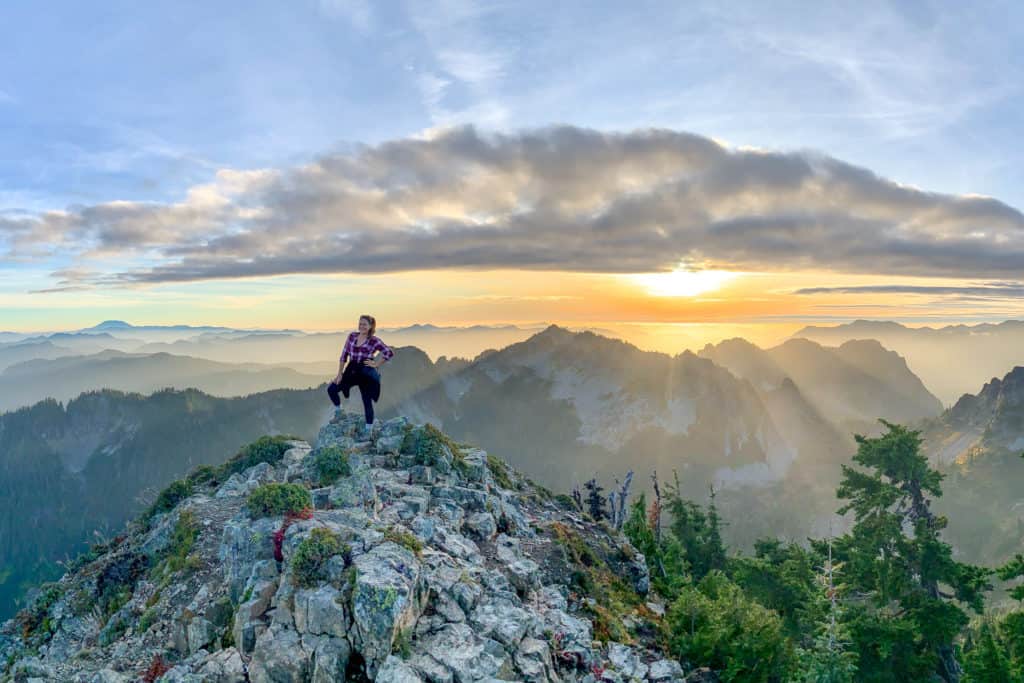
[{"xmin": 629, "ymin": 268, "xmax": 741, "ymax": 298}]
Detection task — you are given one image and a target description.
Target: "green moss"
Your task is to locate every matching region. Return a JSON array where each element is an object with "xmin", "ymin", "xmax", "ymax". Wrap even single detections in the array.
[
  {"xmin": 246, "ymin": 483, "xmax": 312, "ymax": 518},
  {"xmin": 292, "ymin": 528, "xmax": 347, "ymax": 588},
  {"xmin": 486, "ymin": 454, "xmax": 515, "ymax": 490},
  {"xmin": 312, "ymin": 445, "xmax": 352, "ymax": 486},
  {"xmin": 384, "ymin": 528, "xmax": 424, "ymax": 555}
]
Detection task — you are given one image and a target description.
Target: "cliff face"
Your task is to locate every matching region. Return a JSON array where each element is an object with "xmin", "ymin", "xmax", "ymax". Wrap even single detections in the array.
[{"xmin": 1, "ymin": 413, "xmax": 688, "ymax": 683}]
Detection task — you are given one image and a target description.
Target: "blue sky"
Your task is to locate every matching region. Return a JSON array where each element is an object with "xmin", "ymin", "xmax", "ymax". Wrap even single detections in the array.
[
  {"xmin": 2, "ymin": 0, "xmax": 1023, "ymax": 333},
  {"xmin": 3, "ymin": 0, "xmax": 1021, "ymax": 209}
]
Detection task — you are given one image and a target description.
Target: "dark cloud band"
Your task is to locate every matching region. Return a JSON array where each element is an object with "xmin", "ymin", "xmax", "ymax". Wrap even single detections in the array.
[{"xmin": 3, "ymin": 124, "xmax": 1023, "ymax": 287}]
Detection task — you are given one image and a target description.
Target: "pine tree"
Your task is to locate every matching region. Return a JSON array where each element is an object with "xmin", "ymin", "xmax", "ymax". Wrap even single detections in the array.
[
  {"xmin": 705, "ymin": 485, "xmax": 726, "ymax": 575},
  {"xmin": 961, "ymin": 620, "xmax": 1018, "ymax": 683},
  {"xmin": 831, "ymin": 419, "xmax": 993, "ymax": 683},
  {"xmin": 584, "ymin": 477, "xmax": 608, "ymax": 521},
  {"xmin": 797, "ymin": 534, "xmax": 858, "ymax": 683}
]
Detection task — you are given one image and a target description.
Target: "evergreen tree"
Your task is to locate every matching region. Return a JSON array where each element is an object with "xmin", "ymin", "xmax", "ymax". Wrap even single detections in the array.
[
  {"xmin": 961, "ymin": 620, "xmax": 1019, "ymax": 683},
  {"xmin": 584, "ymin": 477, "xmax": 608, "ymax": 521},
  {"xmin": 795, "ymin": 536, "xmax": 858, "ymax": 683},
  {"xmin": 830, "ymin": 419, "xmax": 993, "ymax": 683},
  {"xmin": 996, "ymin": 554, "xmax": 1024, "ymax": 678},
  {"xmin": 705, "ymin": 485, "xmax": 727, "ymax": 576}
]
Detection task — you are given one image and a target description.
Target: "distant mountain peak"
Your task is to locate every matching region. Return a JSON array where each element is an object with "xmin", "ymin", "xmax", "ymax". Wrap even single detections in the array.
[{"xmin": 91, "ymin": 320, "xmax": 134, "ymax": 330}]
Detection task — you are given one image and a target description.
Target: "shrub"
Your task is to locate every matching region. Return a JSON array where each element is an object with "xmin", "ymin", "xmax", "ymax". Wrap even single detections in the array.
[
  {"xmin": 665, "ymin": 570, "xmax": 792, "ymax": 682},
  {"xmin": 486, "ymin": 454, "xmax": 515, "ymax": 490},
  {"xmin": 312, "ymin": 445, "xmax": 351, "ymax": 486},
  {"xmin": 292, "ymin": 528, "xmax": 347, "ymax": 588},
  {"xmin": 247, "ymin": 483, "xmax": 312, "ymax": 518},
  {"xmin": 185, "ymin": 464, "xmax": 219, "ymax": 486},
  {"xmin": 384, "ymin": 528, "xmax": 424, "ymax": 555},
  {"xmin": 401, "ymin": 423, "xmax": 462, "ymax": 467},
  {"xmin": 220, "ymin": 435, "xmax": 297, "ymax": 479},
  {"xmin": 142, "ymin": 479, "xmax": 192, "ymax": 525}
]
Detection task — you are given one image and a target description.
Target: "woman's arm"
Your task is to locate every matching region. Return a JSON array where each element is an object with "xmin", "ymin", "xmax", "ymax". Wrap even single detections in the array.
[{"xmin": 367, "ymin": 338, "xmax": 394, "ymax": 367}]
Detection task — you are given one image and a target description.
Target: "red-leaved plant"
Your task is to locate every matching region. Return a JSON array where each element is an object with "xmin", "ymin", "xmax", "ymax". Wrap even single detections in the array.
[
  {"xmin": 142, "ymin": 654, "xmax": 171, "ymax": 682},
  {"xmin": 272, "ymin": 507, "xmax": 314, "ymax": 562}
]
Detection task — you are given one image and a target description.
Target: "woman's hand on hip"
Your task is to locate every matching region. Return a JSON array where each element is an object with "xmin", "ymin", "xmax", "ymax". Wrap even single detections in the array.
[{"xmin": 363, "ymin": 358, "xmax": 379, "ymax": 368}]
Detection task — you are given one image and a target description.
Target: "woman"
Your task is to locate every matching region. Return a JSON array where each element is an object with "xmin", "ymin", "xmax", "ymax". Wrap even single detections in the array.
[{"xmin": 327, "ymin": 314, "xmax": 394, "ymax": 437}]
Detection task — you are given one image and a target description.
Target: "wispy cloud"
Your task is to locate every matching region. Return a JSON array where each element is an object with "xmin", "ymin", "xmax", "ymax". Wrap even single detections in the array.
[
  {"xmin": 316, "ymin": 0, "xmax": 373, "ymax": 31},
  {"xmin": 794, "ymin": 283, "xmax": 1024, "ymax": 298},
  {"xmin": 4, "ymin": 125, "xmax": 1023, "ymax": 289}
]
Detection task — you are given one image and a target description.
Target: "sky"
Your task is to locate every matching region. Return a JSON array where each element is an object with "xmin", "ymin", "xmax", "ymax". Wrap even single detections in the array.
[{"xmin": 2, "ymin": 0, "xmax": 1024, "ymax": 349}]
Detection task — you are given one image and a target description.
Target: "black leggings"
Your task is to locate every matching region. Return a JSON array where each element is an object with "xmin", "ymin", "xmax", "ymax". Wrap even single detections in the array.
[{"xmin": 328, "ymin": 364, "xmax": 381, "ymax": 424}]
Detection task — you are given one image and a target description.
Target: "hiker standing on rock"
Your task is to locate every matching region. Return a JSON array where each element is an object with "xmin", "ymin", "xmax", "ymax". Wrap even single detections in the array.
[{"xmin": 327, "ymin": 314, "xmax": 394, "ymax": 437}]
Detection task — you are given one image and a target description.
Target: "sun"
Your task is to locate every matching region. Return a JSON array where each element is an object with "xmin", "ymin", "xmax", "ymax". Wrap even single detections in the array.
[{"xmin": 630, "ymin": 267, "xmax": 740, "ymax": 297}]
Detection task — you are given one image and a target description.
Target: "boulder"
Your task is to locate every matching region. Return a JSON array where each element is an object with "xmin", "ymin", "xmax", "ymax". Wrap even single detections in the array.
[{"xmin": 350, "ymin": 542, "xmax": 427, "ymax": 677}]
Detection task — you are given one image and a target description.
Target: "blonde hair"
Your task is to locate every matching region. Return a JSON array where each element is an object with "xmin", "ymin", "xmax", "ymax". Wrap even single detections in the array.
[{"xmin": 359, "ymin": 314, "xmax": 377, "ymax": 337}]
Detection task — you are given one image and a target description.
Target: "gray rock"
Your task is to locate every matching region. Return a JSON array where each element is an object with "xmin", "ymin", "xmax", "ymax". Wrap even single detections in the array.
[
  {"xmin": 376, "ymin": 655, "xmax": 425, "ymax": 683},
  {"xmin": 515, "ymin": 637, "xmax": 555, "ymax": 683},
  {"xmin": 648, "ymin": 659, "xmax": 684, "ymax": 682},
  {"xmin": 89, "ymin": 670, "xmax": 128, "ymax": 683},
  {"xmin": 197, "ymin": 647, "xmax": 248, "ymax": 683},
  {"xmin": 506, "ymin": 557, "xmax": 541, "ymax": 596},
  {"xmin": 219, "ymin": 516, "xmax": 280, "ymax": 602},
  {"xmin": 469, "ymin": 595, "xmax": 533, "ymax": 648},
  {"xmin": 248, "ymin": 624, "xmax": 312, "ymax": 683},
  {"xmin": 608, "ymin": 642, "xmax": 648, "ymax": 680},
  {"xmin": 419, "ymin": 623, "xmax": 508, "ymax": 682},
  {"xmin": 186, "ymin": 616, "xmax": 215, "ymax": 654},
  {"xmin": 460, "ymin": 448, "xmax": 490, "ymax": 483},
  {"xmin": 463, "ymin": 512, "xmax": 497, "ymax": 541},
  {"xmin": 329, "ymin": 468, "xmax": 380, "ymax": 513},
  {"xmin": 308, "ymin": 633, "xmax": 351, "ymax": 683},
  {"xmin": 294, "ymin": 584, "xmax": 348, "ymax": 638},
  {"xmin": 351, "ymin": 542, "xmax": 428, "ymax": 677},
  {"xmin": 377, "ymin": 433, "xmax": 405, "ymax": 455}
]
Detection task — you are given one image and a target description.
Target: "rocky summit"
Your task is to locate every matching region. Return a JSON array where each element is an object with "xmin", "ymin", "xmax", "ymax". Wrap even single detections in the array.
[{"xmin": 0, "ymin": 412, "xmax": 697, "ymax": 683}]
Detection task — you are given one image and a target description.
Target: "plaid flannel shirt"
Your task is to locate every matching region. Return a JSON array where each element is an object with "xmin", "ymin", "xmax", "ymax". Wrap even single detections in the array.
[{"xmin": 341, "ymin": 331, "xmax": 394, "ymax": 365}]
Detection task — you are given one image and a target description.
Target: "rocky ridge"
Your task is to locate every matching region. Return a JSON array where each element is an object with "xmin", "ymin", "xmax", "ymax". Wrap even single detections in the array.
[{"xmin": 1, "ymin": 412, "xmax": 696, "ymax": 682}]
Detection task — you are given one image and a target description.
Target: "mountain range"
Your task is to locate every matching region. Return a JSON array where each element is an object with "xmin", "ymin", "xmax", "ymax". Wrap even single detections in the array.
[
  {"xmin": 793, "ymin": 318, "xmax": 1024, "ymax": 406},
  {"xmin": 1, "ymin": 322, "xmax": 1022, "ymax": 623}
]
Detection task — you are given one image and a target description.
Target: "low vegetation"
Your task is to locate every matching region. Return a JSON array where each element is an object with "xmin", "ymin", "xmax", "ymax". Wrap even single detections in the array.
[
  {"xmin": 311, "ymin": 445, "xmax": 351, "ymax": 486},
  {"xmin": 401, "ymin": 423, "xmax": 464, "ymax": 468},
  {"xmin": 384, "ymin": 528, "xmax": 424, "ymax": 555},
  {"xmin": 291, "ymin": 528, "xmax": 348, "ymax": 588},
  {"xmin": 247, "ymin": 483, "xmax": 312, "ymax": 518}
]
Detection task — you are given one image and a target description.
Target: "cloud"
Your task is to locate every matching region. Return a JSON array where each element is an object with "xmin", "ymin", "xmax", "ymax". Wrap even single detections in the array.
[
  {"xmin": 794, "ymin": 283, "xmax": 1024, "ymax": 298},
  {"xmin": 4, "ymin": 124, "xmax": 1024, "ymax": 288}
]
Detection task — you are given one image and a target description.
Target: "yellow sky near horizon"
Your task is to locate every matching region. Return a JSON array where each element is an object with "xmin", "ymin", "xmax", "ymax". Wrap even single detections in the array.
[{"xmin": 8, "ymin": 264, "xmax": 1023, "ymax": 354}]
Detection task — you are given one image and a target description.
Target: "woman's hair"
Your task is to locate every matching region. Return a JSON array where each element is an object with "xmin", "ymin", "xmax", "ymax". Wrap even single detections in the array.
[{"xmin": 359, "ymin": 314, "xmax": 377, "ymax": 337}]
